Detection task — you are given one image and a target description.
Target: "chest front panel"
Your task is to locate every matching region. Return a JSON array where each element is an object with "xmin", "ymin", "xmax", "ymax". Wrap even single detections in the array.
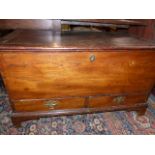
[{"xmin": 0, "ymin": 51, "xmax": 155, "ymax": 100}]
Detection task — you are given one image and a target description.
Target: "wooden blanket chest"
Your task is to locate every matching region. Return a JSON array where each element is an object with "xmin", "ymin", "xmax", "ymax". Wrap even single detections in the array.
[{"xmin": 0, "ymin": 30, "xmax": 155, "ymax": 126}]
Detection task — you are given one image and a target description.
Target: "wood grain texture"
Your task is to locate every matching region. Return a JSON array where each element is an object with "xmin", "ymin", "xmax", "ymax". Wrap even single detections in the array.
[
  {"xmin": 129, "ymin": 20, "xmax": 155, "ymax": 41},
  {"xmin": 0, "ymin": 19, "xmax": 61, "ymax": 31},
  {"xmin": 89, "ymin": 94, "xmax": 148, "ymax": 108},
  {"xmin": 13, "ymin": 97, "xmax": 85, "ymax": 112},
  {"xmin": 1, "ymin": 30, "xmax": 155, "ymax": 51},
  {"xmin": 0, "ymin": 29, "xmax": 155, "ymax": 126},
  {"xmin": 13, "ymin": 94, "xmax": 148, "ymax": 112},
  {"xmin": 11, "ymin": 102, "xmax": 148, "ymax": 127},
  {"xmin": 0, "ymin": 51, "xmax": 155, "ymax": 100}
]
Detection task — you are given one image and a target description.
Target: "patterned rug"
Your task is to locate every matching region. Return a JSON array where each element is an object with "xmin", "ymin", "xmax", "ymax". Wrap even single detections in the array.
[{"xmin": 0, "ymin": 86, "xmax": 155, "ymax": 135}]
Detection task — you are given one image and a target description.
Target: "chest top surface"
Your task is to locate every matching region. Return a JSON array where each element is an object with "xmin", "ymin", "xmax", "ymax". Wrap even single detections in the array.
[{"xmin": 0, "ymin": 30, "xmax": 155, "ymax": 51}]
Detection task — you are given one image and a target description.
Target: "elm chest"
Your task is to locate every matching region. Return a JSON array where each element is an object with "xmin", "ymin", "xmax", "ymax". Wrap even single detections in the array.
[{"xmin": 0, "ymin": 30, "xmax": 155, "ymax": 126}]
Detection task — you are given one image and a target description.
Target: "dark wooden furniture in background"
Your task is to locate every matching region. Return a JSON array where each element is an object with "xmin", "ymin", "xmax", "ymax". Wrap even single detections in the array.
[{"xmin": 0, "ymin": 19, "xmax": 155, "ymax": 126}]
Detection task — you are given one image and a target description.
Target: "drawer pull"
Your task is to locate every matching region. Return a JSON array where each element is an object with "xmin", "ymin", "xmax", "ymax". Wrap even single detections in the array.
[
  {"xmin": 89, "ymin": 54, "xmax": 96, "ymax": 62},
  {"xmin": 113, "ymin": 96, "xmax": 125, "ymax": 104},
  {"xmin": 44, "ymin": 100, "xmax": 58, "ymax": 109}
]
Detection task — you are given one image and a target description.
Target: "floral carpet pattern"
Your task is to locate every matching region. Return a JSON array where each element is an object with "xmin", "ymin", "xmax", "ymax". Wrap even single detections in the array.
[{"xmin": 0, "ymin": 86, "xmax": 155, "ymax": 135}]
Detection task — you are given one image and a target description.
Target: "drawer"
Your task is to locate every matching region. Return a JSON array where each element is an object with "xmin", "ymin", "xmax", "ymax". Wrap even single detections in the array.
[
  {"xmin": 13, "ymin": 97, "xmax": 85, "ymax": 112},
  {"xmin": 89, "ymin": 94, "xmax": 148, "ymax": 108}
]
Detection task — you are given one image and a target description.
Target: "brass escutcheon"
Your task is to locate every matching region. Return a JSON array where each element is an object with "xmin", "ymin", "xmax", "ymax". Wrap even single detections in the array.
[
  {"xmin": 44, "ymin": 100, "xmax": 58, "ymax": 109},
  {"xmin": 113, "ymin": 96, "xmax": 125, "ymax": 104},
  {"xmin": 89, "ymin": 54, "xmax": 96, "ymax": 62}
]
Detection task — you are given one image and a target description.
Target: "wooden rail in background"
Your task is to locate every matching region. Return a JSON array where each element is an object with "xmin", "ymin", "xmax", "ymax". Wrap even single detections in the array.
[
  {"xmin": 0, "ymin": 19, "xmax": 61, "ymax": 32},
  {"xmin": 129, "ymin": 19, "xmax": 155, "ymax": 41},
  {"xmin": 0, "ymin": 19, "xmax": 154, "ymax": 41}
]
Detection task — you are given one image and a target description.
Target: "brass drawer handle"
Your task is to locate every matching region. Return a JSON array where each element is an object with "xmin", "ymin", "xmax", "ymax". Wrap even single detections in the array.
[
  {"xmin": 44, "ymin": 100, "xmax": 58, "ymax": 109},
  {"xmin": 113, "ymin": 96, "xmax": 125, "ymax": 104},
  {"xmin": 89, "ymin": 54, "xmax": 96, "ymax": 62}
]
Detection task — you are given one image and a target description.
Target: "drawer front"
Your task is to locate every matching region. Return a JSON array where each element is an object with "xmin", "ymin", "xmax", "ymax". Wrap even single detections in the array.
[
  {"xmin": 13, "ymin": 97, "xmax": 85, "ymax": 112},
  {"xmin": 0, "ymin": 51, "xmax": 155, "ymax": 100},
  {"xmin": 89, "ymin": 94, "xmax": 148, "ymax": 108}
]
